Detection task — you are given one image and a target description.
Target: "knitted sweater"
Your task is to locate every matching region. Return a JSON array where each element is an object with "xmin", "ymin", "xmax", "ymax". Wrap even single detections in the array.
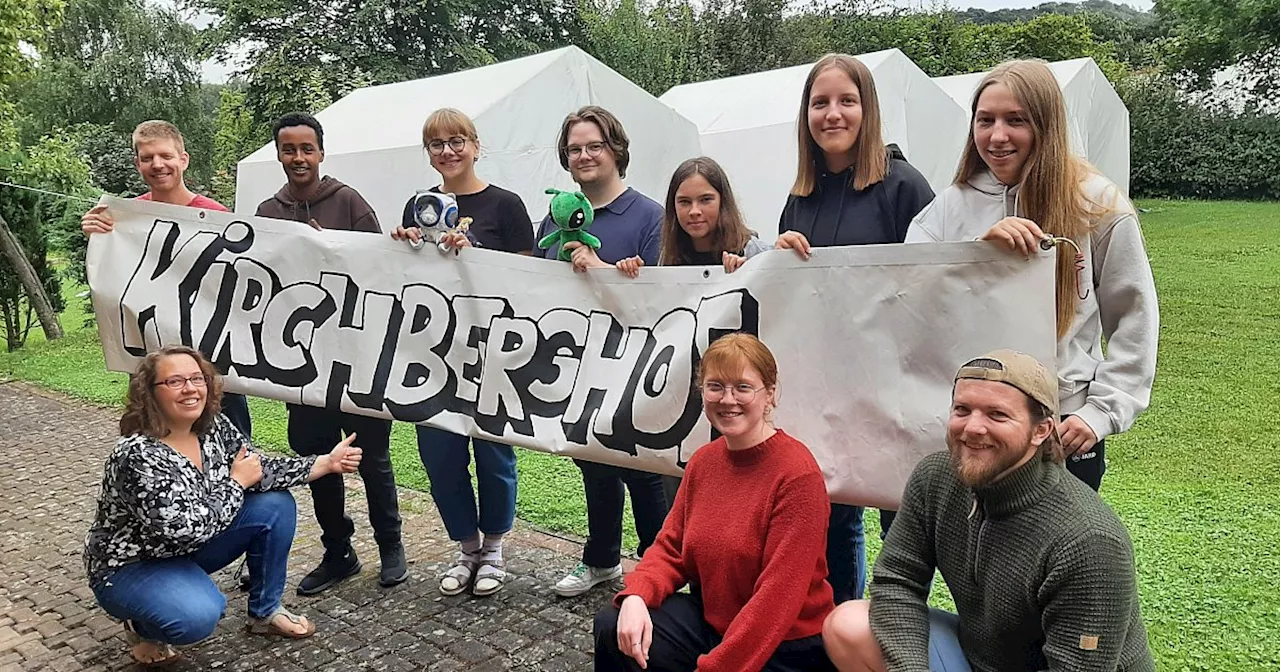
[
  {"xmin": 870, "ymin": 452, "xmax": 1155, "ymax": 672},
  {"xmin": 615, "ymin": 430, "xmax": 835, "ymax": 672}
]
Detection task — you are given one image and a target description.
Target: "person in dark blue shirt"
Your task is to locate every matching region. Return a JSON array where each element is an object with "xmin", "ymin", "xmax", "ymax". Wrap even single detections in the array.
[{"xmin": 533, "ymin": 106, "xmax": 670, "ymax": 598}]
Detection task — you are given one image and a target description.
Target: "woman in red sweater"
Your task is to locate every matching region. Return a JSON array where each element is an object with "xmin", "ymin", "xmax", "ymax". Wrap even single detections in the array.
[{"xmin": 593, "ymin": 333, "xmax": 837, "ymax": 672}]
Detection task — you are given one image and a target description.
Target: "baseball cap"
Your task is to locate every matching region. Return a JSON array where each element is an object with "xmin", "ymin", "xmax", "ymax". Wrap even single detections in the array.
[{"xmin": 954, "ymin": 349, "xmax": 1058, "ymax": 416}]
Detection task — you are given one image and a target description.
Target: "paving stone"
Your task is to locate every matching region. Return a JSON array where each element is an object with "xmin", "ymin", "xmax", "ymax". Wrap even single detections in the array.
[
  {"xmin": 486, "ymin": 627, "xmax": 531, "ymax": 654},
  {"xmin": 446, "ymin": 636, "xmax": 498, "ymax": 664},
  {"xmin": 542, "ymin": 648, "xmax": 594, "ymax": 672}
]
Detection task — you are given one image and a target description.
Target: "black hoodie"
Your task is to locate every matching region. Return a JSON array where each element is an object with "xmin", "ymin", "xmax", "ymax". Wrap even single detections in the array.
[
  {"xmin": 254, "ymin": 175, "xmax": 381, "ymax": 233},
  {"xmin": 777, "ymin": 144, "xmax": 934, "ymax": 247}
]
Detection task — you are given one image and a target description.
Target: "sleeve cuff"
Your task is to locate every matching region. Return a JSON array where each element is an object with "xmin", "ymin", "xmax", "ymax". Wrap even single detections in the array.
[
  {"xmin": 1071, "ymin": 403, "xmax": 1115, "ymax": 442},
  {"xmin": 613, "ymin": 583, "xmax": 665, "ymax": 610}
]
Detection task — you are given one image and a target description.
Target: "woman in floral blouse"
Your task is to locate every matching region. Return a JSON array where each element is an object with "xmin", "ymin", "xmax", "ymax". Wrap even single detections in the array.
[{"xmin": 84, "ymin": 345, "xmax": 364, "ymax": 666}]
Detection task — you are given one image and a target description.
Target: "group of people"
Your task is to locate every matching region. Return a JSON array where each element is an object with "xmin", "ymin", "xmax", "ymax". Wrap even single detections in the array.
[{"xmin": 80, "ymin": 53, "xmax": 1158, "ymax": 672}]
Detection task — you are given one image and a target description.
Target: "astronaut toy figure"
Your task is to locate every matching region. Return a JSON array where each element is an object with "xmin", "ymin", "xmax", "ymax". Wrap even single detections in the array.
[{"xmin": 406, "ymin": 190, "xmax": 471, "ymax": 252}]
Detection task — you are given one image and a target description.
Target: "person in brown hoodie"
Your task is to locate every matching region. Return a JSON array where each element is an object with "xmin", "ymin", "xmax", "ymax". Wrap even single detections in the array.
[{"xmin": 254, "ymin": 112, "xmax": 407, "ymax": 595}]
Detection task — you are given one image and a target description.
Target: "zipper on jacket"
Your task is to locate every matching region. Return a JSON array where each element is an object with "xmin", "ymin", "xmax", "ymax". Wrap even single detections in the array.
[{"xmin": 968, "ymin": 496, "xmax": 986, "ymax": 584}]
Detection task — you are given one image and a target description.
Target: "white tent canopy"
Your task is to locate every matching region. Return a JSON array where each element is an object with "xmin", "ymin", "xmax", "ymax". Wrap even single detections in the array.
[
  {"xmin": 934, "ymin": 58, "xmax": 1130, "ymax": 194},
  {"xmin": 659, "ymin": 49, "xmax": 968, "ymax": 241},
  {"xmin": 235, "ymin": 46, "xmax": 702, "ymax": 229}
]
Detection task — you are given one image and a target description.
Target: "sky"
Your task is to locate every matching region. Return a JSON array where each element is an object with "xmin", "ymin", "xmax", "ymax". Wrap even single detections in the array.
[{"xmin": 193, "ymin": 0, "xmax": 1157, "ymax": 84}]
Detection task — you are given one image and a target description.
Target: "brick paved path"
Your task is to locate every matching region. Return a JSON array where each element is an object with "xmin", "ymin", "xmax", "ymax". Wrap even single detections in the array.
[{"xmin": 0, "ymin": 381, "xmax": 627, "ymax": 671}]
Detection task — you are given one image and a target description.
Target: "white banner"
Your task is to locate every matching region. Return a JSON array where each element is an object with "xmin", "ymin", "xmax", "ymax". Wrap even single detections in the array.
[{"xmin": 87, "ymin": 197, "xmax": 1056, "ymax": 508}]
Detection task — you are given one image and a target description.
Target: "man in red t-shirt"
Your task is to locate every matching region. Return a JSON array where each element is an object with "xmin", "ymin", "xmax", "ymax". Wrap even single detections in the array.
[{"xmin": 80, "ymin": 120, "xmax": 253, "ymax": 438}]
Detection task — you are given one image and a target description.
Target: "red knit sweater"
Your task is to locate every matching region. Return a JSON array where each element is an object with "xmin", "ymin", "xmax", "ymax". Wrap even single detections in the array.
[{"xmin": 615, "ymin": 429, "xmax": 835, "ymax": 672}]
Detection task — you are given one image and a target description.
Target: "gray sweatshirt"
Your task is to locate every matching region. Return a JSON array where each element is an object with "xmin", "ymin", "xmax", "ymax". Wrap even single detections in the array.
[{"xmin": 905, "ymin": 170, "xmax": 1159, "ymax": 441}]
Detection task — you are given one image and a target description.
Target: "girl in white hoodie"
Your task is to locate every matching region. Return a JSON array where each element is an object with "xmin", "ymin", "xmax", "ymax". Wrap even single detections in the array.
[{"xmin": 906, "ymin": 59, "xmax": 1159, "ymax": 491}]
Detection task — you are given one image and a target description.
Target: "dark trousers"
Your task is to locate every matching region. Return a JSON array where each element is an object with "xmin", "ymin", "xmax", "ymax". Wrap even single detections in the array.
[
  {"xmin": 577, "ymin": 459, "xmax": 669, "ymax": 568},
  {"xmin": 220, "ymin": 392, "xmax": 252, "ymax": 438},
  {"xmin": 1066, "ymin": 437, "xmax": 1106, "ymax": 491},
  {"xmin": 879, "ymin": 508, "xmax": 899, "ymax": 541},
  {"xmin": 661, "ymin": 475, "xmax": 682, "ymax": 510},
  {"xmin": 593, "ymin": 593, "xmax": 836, "ymax": 672},
  {"xmin": 826, "ymin": 503, "xmax": 866, "ymax": 604},
  {"xmin": 286, "ymin": 404, "xmax": 401, "ymax": 554}
]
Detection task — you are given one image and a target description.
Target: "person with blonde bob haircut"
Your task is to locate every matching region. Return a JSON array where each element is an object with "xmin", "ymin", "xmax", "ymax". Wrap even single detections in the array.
[
  {"xmin": 774, "ymin": 52, "xmax": 936, "ymax": 605},
  {"xmin": 84, "ymin": 346, "xmax": 364, "ymax": 667},
  {"xmin": 905, "ymin": 59, "xmax": 1159, "ymax": 493},
  {"xmin": 594, "ymin": 333, "xmax": 837, "ymax": 672},
  {"xmin": 391, "ymin": 107, "xmax": 534, "ymax": 597}
]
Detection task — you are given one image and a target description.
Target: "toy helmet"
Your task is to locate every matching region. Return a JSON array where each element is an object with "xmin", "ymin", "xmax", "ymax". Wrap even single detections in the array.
[{"xmin": 410, "ymin": 191, "xmax": 460, "ymax": 233}]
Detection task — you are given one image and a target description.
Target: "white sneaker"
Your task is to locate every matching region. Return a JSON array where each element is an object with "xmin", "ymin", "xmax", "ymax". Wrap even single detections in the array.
[{"xmin": 554, "ymin": 562, "xmax": 623, "ymax": 597}]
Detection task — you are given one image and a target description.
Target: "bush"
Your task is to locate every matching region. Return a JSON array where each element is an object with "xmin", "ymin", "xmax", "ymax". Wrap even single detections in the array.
[{"xmin": 1122, "ymin": 74, "xmax": 1280, "ymax": 200}]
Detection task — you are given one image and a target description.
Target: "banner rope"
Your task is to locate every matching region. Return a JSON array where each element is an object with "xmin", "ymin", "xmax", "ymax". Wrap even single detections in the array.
[{"xmin": 0, "ymin": 180, "xmax": 101, "ymax": 204}]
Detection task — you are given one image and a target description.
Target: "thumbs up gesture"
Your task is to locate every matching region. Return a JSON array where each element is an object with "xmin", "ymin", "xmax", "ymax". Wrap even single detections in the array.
[{"xmin": 327, "ymin": 433, "xmax": 363, "ymax": 474}]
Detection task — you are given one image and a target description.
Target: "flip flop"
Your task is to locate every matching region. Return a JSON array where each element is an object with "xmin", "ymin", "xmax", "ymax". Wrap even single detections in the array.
[{"xmin": 246, "ymin": 606, "xmax": 315, "ymax": 639}]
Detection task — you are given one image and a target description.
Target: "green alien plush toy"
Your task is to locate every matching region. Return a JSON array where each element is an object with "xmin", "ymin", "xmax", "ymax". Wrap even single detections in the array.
[{"xmin": 539, "ymin": 188, "xmax": 601, "ymax": 262}]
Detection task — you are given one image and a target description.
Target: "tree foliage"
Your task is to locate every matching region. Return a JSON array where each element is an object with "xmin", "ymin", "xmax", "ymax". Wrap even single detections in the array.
[
  {"xmin": 190, "ymin": 0, "xmax": 582, "ymax": 125},
  {"xmin": 0, "ymin": 132, "xmax": 94, "ymax": 348},
  {"xmin": 22, "ymin": 0, "xmax": 212, "ymax": 187},
  {"xmin": 0, "ymin": 0, "xmax": 63, "ymax": 86},
  {"xmin": 210, "ymin": 86, "xmax": 264, "ymax": 207},
  {"xmin": 1156, "ymin": 0, "xmax": 1280, "ymax": 94}
]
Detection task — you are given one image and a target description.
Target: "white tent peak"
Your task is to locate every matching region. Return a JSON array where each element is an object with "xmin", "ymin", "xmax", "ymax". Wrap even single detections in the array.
[
  {"xmin": 660, "ymin": 48, "xmax": 967, "ymax": 240},
  {"xmin": 236, "ymin": 46, "xmax": 701, "ymax": 229}
]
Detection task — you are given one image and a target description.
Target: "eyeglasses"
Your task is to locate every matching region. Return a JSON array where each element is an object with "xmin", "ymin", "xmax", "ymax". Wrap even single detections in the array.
[
  {"xmin": 154, "ymin": 374, "xmax": 211, "ymax": 390},
  {"xmin": 427, "ymin": 137, "xmax": 469, "ymax": 155},
  {"xmin": 565, "ymin": 142, "xmax": 608, "ymax": 159},
  {"xmin": 700, "ymin": 382, "xmax": 765, "ymax": 404}
]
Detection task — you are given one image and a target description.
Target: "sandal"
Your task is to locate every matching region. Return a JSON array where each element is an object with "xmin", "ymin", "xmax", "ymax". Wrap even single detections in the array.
[
  {"xmin": 246, "ymin": 606, "xmax": 315, "ymax": 639},
  {"xmin": 440, "ymin": 554, "xmax": 479, "ymax": 596},
  {"xmin": 122, "ymin": 621, "xmax": 181, "ymax": 668},
  {"xmin": 472, "ymin": 558, "xmax": 507, "ymax": 597}
]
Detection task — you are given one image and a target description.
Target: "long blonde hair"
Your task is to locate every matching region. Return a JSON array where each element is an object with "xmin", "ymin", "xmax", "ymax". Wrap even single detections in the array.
[
  {"xmin": 956, "ymin": 59, "xmax": 1111, "ymax": 338},
  {"xmin": 792, "ymin": 54, "xmax": 888, "ymax": 195}
]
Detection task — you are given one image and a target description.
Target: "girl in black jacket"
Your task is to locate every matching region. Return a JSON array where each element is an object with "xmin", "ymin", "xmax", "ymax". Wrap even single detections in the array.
[{"xmin": 774, "ymin": 53, "xmax": 935, "ymax": 605}]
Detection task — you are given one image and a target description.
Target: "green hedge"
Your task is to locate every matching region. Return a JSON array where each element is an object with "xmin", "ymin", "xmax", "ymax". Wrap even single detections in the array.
[{"xmin": 1123, "ymin": 75, "xmax": 1280, "ymax": 200}]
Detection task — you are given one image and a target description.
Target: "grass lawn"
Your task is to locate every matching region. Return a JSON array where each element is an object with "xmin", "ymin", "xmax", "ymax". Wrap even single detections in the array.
[{"xmin": 2, "ymin": 199, "xmax": 1277, "ymax": 669}]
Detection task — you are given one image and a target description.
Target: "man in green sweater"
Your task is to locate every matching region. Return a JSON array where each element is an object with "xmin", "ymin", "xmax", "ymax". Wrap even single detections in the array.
[{"xmin": 823, "ymin": 350, "xmax": 1155, "ymax": 672}]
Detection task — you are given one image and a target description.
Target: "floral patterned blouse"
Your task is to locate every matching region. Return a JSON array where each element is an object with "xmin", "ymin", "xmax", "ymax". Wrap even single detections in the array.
[{"xmin": 84, "ymin": 414, "xmax": 317, "ymax": 587}]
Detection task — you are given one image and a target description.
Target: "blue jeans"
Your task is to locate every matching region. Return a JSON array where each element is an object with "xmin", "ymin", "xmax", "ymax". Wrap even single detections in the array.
[
  {"xmin": 927, "ymin": 609, "xmax": 972, "ymax": 671},
  {"xmin": 91, "ymin": 491, "xmax": 297, "ymax": 644},
  {"xmin": 827, "ymin": 503, "xmax": 867, "ymax": 603},
  {"xmin": 416, "ymin": 426, "xmax": 517, "ymax": 541}
]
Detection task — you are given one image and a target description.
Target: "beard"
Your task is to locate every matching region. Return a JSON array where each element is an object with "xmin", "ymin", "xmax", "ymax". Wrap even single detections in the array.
[{"xmin": 946, "ymin": 429, "xmax": 1036, "ymax": 488}]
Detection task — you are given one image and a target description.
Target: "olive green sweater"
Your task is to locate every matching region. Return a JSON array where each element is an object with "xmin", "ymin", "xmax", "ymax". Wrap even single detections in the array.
[{"xmin": 870, "ymin": 452, "xmax": 1155, "ymax": 672}]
